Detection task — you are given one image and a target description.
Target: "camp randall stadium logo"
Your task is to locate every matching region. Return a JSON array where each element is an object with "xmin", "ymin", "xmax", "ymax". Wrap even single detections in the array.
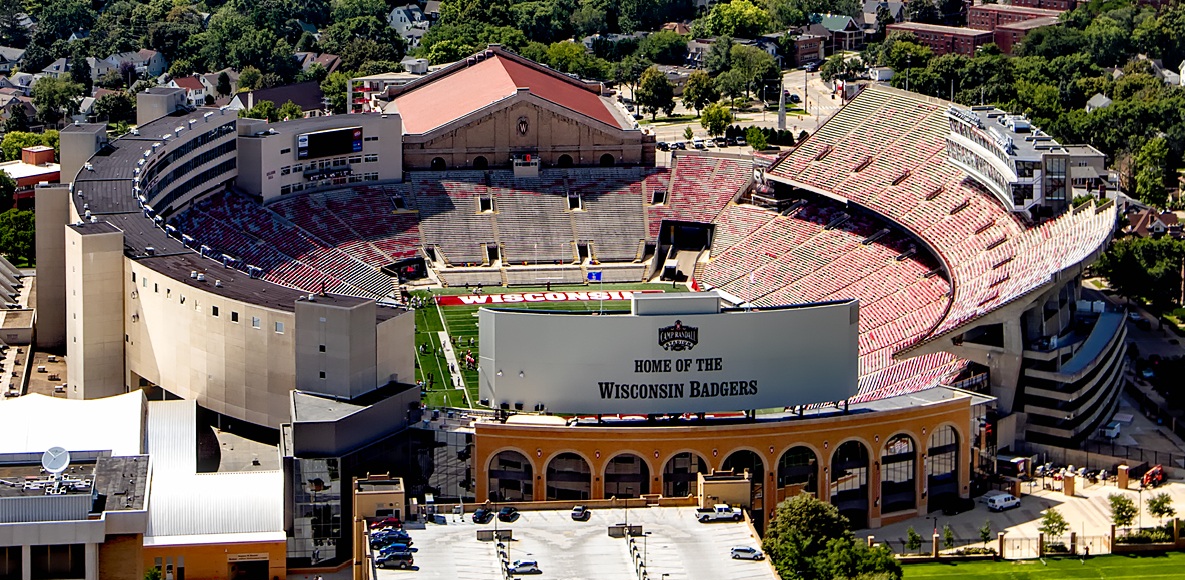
[{"xmin": 658, "ymin": 320, "xmax": 699, "ymax": 351}]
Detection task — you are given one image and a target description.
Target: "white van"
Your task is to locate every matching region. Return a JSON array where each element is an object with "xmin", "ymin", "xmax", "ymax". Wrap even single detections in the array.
[{"xmin": 986, "ymin": 494, "xmax": 1020, "ymax": 512}]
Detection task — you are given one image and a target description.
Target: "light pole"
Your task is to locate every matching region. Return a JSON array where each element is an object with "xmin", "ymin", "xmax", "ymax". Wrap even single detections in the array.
[
  {"xmin": 906, "ymin": 57, "xmax": 912, "ymax": 92},
  {"xmin": 644, "ymin": 531, "xmax": 652, "ymax": 563}
]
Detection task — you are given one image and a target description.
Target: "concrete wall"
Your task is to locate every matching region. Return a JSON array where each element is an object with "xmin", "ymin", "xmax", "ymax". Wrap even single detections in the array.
[
  {"xmin": 58, "ymin": 124, "xmax": 106, "ymax": 185},
  {"xmin": 141, "ymin": 115, "xmax": 238, "ymax": 215},
  {"xmin": 124, "ymin": 261, "xmax": 296, "ymax": 428},
  {"xmin": 33, "ymin": 184, "xmax": 70, "ymax": 348},
  {"xmin": 295, "ymin": 299, "xmax": 377, "ymax": 400},
  {"xmin": 142, "ymin": 540, "xmax": 286, "ymax": 580},
  {"xmin": 403, "ymin": 94, "xmax": 654, "ymax": 170},
  {"xmin": 65, "ymin": 226, "xmax": 126, "ymax": 399},
  {"xmin": 376, "ymin": 310, "xmax": 414, "ymax": 386},
  {"xmin": 97, "ymin": 534, "xmax": 142, "ymax": 580},
  {"xmin": 136, "ymin": 90, "xmax": 186, "ymax": 127}
]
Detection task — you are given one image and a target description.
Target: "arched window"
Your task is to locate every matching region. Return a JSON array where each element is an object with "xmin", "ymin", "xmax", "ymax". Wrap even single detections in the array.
[
  {"xmin": 488, "ymin": 450, "xmax": 533, "ymax": 502},
  {"xmin": 830, "ymin": 441, "xmax": 870, "ymax": 529},
  {"xmin": 777, "ymin": 446, "xmax": 818, "ymax": 492},
  {"xmin": 604, "ymin": 453, "xmax": 649, "ymax": 499},
  {"xmin": 473, "ymin": 156, "xmax": 488, "ymax": 170},
  {"xmin": 430, "ymin": 157, "xmax": 446, "ymax": 171},
  {"xmin": 722, "ymin": 450, "xmax": 765, "ymax": 518},
  {"xmin": 881, "ymin": 434, "xmax": 916, "ymax": 513},
  {"xmin": 545, "ymin": 453, "xmax": 591, "ymax": 501},
  {"xmin": 662, "ymin": 452, "xmax": 707, "ymax": 497},
  {"xmin": 557, "ymin": 154, "xmax": 573, "ymax": 168},
  {"xmin": 927, "ymin": 426, "xmax": 959, "ymax": 505},
  {"xmin": 599, "ymin": 153, "xmax": 615, "ymax": 167}
]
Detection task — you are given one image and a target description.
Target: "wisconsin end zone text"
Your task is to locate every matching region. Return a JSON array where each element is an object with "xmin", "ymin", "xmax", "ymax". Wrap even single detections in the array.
[{"xmin": 598, "ymin": 380, "xmax": 759, "ymax": 400}]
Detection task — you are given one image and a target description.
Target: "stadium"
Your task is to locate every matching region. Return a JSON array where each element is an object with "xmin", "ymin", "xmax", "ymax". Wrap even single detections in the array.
[{"xmin": 36, "ymin": 43, "xmax": 1122, "ymax": 557}]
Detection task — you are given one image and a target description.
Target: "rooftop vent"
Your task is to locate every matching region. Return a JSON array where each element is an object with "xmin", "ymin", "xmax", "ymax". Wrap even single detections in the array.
[
  {"xmin": 190, "ymin": 270, "xmax": 197, "ymax": 278},
  {"xmin": 214, "ymin": 279, "xmax": 222, "ymax": 288},
  {"xmin": 196, "ymin": 273, "xmax": 206, "ymax": 282},
  {"xmin": 144, "ymin": 246, "xmax": 155, "ymax": 255}
]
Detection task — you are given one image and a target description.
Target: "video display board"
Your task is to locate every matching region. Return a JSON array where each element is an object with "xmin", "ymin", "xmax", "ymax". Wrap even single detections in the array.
[{"xmin": 296, "ymin": 127, "xmax": 363, "ymax": 160}]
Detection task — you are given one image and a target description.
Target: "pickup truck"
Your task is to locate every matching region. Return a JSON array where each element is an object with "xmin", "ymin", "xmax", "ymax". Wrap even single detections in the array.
[{"xmin": 696, "ymin": 504, "xmax": 743, "ymax": 522}]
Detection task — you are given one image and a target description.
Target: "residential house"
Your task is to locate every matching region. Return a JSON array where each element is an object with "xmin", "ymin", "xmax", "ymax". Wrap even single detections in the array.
[
  {"xmin": 295, "ymin": 52, "xmax": 342, "ymax": 74},
  {"xmin": 582, "ymin": 32, "xmax": 646, "ymax": 51},
  {"xmin": 885, "ymin": 22, "xmax": 993, "ymax": 56},
  {"xmin": 1180, "ymin": 61, "xmax": 1185, "ymax": 87},
  {"xmin": 168, "ymin": 75, "xmax": 207, "ymax": 106},
  {"xmin": 67, "ymin": 30, "xmax": 89, "ymax": 43},
  {"xmin": 200, "ymin": 68, "xmax": 240, "ymax": 99},
  {"xmin": 0, "ymin": 92, "xmax": 39, "ymax": 131},
  {"xmin": 1127, "ymin": 209, "xmax": 1181, "ymax": 238},
  {"xmin": 0, "ymin": 47, "xmax": 24, "ymax": 73},
  {"xmin": 388, "ymin": 4, "xmax": 431, "ymax": 49},
  {"xmin": 423, "ymin": 0, "xmax": 441, "ymax": 20},
  {"xmin": 295, "ymin": 20, "xmax": 320, "ymax": 39},
  {"xmin": 815, "ymin": 13, "xmax": 865, "ymax": 52},
  {"xmin": 5, "ymin": 72, "xmax": 33, "ymax": 95},
  {"xmin": 40, "ymin": 58, "xmax": 70, "ymax": 80},
  {"xmin": 1085, "ymin": 93, "xmax": 1112, "ymax": 112},
  {"xmin": 759, "ymin": 31, "xmax": 823, "ymax": 67},
  {"xmin": 71, "ymin": 96, "xmax": 96, "ymax": 123},
  {"xmin": 862, "ymin": 1, "xmax": 904, "ymax": 36},
  {"xmin": 228, "ymin": 81, "xmax": 326, "ymax": 117},
  {"xmin": 99, "ymin": 49, "xmax": 168, "ymax": 80},
  {"xmin": 662, "ymin": 22, "xmax": 692, "ymax": 35},
  {"xmin": 85, "ymin": 57, "xmax": 117, "ymax": 82}
]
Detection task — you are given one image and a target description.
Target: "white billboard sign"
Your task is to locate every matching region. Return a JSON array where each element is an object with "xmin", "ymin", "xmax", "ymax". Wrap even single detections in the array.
[{"xmin": 478, "ymin": 299, "xmax": 860, "ymax": 414}]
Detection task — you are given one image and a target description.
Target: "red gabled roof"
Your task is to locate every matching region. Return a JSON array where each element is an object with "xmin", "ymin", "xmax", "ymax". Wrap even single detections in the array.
[
  {"xmin": 172, "ymin": 76, "xmax": 204, "ymax": 91},
  {"xmin": 393, "ymin": 52, "xmax": 623, "ymax": 134}
]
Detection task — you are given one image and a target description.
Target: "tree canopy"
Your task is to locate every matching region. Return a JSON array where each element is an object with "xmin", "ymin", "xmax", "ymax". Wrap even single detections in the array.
[{"xmin": 763, "ymin": 494, "xmax": 902, "ymax": 580}]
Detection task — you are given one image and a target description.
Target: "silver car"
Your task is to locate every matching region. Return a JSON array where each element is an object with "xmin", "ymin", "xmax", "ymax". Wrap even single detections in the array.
[{"xmin": 730, "ymin": 546, "xmax": 764, "ymax": 560}]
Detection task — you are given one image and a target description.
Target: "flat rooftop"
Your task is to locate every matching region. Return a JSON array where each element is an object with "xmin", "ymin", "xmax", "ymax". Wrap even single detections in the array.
[
  {"xmin": 0, "ymin": 159, "xmax": 59, "ymax": 180},
  {"xmin": 974, "ymin": 3, "xmax": 1063, "ymax": 15},
  {"xmin": 379, "ymin": 506, "xmax": 777, "ymax": 580},
  {"xmin": 998, "ymin": 15, "xmax": 1060, "ymax": 30},
  {"xmin": 888, "ymin": 21, "xmax": 993, "ymax": 35},
  {"xmin": 952, "ymin": 105, "xmax": 1064, "ymax": 160}
]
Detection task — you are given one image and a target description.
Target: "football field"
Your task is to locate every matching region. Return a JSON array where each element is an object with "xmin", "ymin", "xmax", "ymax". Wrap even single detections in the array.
[
  {"xmin": 904, "ymin": 552, "xmax": 1185, "ymax": 579},
  {"xmin": 413, "ymin": 282, "xmax": 686, "ymax": 408}
]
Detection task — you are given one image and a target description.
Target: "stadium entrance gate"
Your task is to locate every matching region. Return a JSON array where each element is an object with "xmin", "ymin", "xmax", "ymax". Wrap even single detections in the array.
[{"xmin": 655, "ymin": 220, "xmax": 712, "ymax": 282}]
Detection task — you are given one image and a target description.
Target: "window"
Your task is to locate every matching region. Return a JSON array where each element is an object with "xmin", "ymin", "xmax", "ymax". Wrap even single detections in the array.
[
  {"xmin": 364, "ymin": 154, "xmax": 379, "ymax": 163},
  {"xmin": 365, "ymin": 136, "xmax": 379, "ymax": 141},
  {"xmin": 154, "ymin": 283, "xmax": 158, "ymax": 293},
  {"xmin": 180, "ymin": 295, "xmax": 186, "ymax": 304},
  {"xmin": 275, "ymin": 321, "xmax": 284, "ymax": 333},
  {"xmin": 252, "ymin": 316, "xmax": 261, "ymax": 328},
  {"xmin": 131, "ymin": 272, "xmax": 136, "ymax": 282},
  {"xmin": 319, "ymin": 371, "xmax": 326, "ymax": 379},
  {"xmin": 349, "ymin": 155, "xmax": 362, "ymax": 164},
  {"xmin": 332, "ymin": 157, "xmax": 346, "ymax": 167},
  {"xmin": 143, "ymin": 277, "xmax": 148, "ymax": 288},
  {"xmin": 280, "ymin": 148, "xmax": 291, "ymax": 154},
  {"xmin": 231, "ymin": 311, "xmax": 239, "ymax": 323},
  {"xmin": 292, "ymin": 183, "xmax": 305, "ymax": 192},
  {"xmin": 281, "ymin": 166, "xmax": 291, "ymax": 175},
  {"xmin": 281, "ymin": 185, "xmax": 292, "ymax": 195},
  {"xmin": 292, "ymin": 163, "xmax": 303, "ymax": 172},
  {"xmin": 212, "ymin": 305, "xmax": 219, "ymax": 317},
  {"xmin": 319, "ymin": 344, "xmax": 326, "ymax": 352}
]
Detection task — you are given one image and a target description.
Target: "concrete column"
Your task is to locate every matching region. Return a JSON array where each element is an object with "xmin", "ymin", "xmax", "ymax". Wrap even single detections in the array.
[
  {"xmin": 84, "ymin": 543, "xmax": 97, "ymax": 580},
  {"xmin": 1064, "ymin": 474, "xmax": 1076, "ymax": 497},
  {"xmin": 1118, "ymin": 465, "xmax": 1130, "ymax": 489},
  {"xmin": 1038, "ymin": 532, "xmax": 1045, "ymax": 557},
  {"xmin": 931, "ymin": 533, "xmax": 939, "ymax": 557},
  {"xmin": 21, "ymin": 544, "xmax": 30, "ymax": 580},
  {"xmin": 997, "ymin": 532, "xmax": 1005, "ymax": 558},
  {"xmin": 867, "ymin": 535, "xmax": 875, "ymax": 548},
  {"xmin": 1070, "ymin": 531, "xmax": 1077, "ymax": 555}
]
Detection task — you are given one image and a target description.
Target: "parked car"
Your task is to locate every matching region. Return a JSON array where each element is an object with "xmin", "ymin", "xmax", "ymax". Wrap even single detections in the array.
[
  {"xmin": 673, "ymin": 141, "xmax": 686, "ymax": 150},
  {"xmin": 368, "ymin": 516, "xmax": 401, "ymax": 530},
  {"xmin": 571, "ymin": 505, "xmax": 591, "ymax": 521},
  {"xmin": 377, "ymin": 543, "xmax": 415, "ymax": 557},
  {"xmin": 730, "ymin": 546, "xmax": 765, "ymax": 560},
  {"xmin": 377, "ymin": 551, "xmax": 414, "ymax": 569},
  {"xmin": 498, "ymin": 506, "xmax": 520, "ymax": 522},
  {"xmin": 657, "ymin": 141, "xmax": 669, "ymax": 151},
  {"xmin": 736, "ymin": 138, "xmax": 747, "ymax": 146},
  {"xmin": 805, "ymin": 61, "xmax": 821, "ymax": 72},
  {"xmin": 472, "ymin": 508, "xmax": 494, "ymax": 524},
  {"xmin": 789, "ymin": 93, "xmax": 801, "ymax": 103},
  {"xmin": 939, "ymin": 496, "xmax": 975, "ymax": 516},
  {"xmin": 986, "ymin": 494, "xmax": 1021, "ymax": 512},
  {"xmin": 697, "ymin": 504, "xmax": 744, "ymax": 522},
  {"xmin": 507, "ymin": 560, "xmax": 540, "ymax": 574}
]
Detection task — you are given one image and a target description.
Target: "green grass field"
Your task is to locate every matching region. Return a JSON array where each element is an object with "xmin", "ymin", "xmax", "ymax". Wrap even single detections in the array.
[
  {"xmin": 412, "ymin": 283, "xmax": 686, "ymax": 408},
  {"xmin": 904, "ymin": 553, "xmax": 1185, "ymax": 579}
]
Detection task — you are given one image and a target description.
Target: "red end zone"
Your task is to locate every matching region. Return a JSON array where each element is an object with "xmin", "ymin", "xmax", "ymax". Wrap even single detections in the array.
[{"xmin": 437, "ymin": 290, "xmax": 665, "ymax": 306}]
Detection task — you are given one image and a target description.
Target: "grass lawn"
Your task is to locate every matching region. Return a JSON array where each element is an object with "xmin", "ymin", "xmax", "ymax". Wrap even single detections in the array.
[
  {"xmin": 904, "ymin": 552, "xmax": 1185, "ymax": 579},
  {"xmin": 412, "ymin": 282, "xmax": 685, "ymax": 409}
]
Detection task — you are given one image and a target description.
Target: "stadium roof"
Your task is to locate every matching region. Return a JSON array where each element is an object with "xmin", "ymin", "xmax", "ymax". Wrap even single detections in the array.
[
  {"xmin": 392, "ymin": 46, "xmax": 628, "ymax": 134},
  {"xmin": 145, "ymin": 400, "xmax": 284, "ymax": 545},
  {"xmin": 0, "ymin": 391, "xmax": 145, "ymax": 456}
]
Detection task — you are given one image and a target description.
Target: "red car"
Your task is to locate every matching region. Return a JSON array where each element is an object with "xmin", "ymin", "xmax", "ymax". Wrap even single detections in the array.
[{"xmin": 369, "ymin": 516, "xmax": 402, "ymax": 530}]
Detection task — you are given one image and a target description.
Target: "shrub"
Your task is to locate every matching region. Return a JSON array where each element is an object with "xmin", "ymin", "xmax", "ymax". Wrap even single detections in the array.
[{"xmin": 953, "ymin": 546, "xmax": 997, "ymax": 556}]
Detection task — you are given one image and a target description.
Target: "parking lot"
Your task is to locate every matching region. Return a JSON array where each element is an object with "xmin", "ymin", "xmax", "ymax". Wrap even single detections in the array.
[{"xmin": 372, "ymin": 506, "xmax": 778, "ymax": 580}]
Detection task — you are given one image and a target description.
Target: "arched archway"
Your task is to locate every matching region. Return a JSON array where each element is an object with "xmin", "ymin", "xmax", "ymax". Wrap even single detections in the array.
[
  {"xmin": 545, "ymin": 452, "xmax": 591, "ymax": 501},
  {"xmin": 831, "ymin": 440, "xmax": 870, "ymax": 529},
  {"xmin": 927, "ymin": 425, "xmax": 959, "ymax": 509},
  {"xmin": 488, "ymin": 450, "xmax": 533, "ymax": 502},
  {"xmin": 777, "ymin": 446, "xmax": 818, "ymax": 494},
  {"xmin": 473, "ymin": 156, "xmax": 488, "ymax": 170},
  {"xmin": 430, "ymin": 157, "xmax": 446, "ymax": 171},
  {"xmin": 604, "ymin": 453, "xmax": 650, "ymax": 499},
  {"xmin": 881, "ymin": 434, "xmax": 917, "ymax": 514},
  {"xmin": 722, "ymin": 449, "xmax": 765, "ymax": 520},
  {"xmin": 599, "ymin": 153, "xmax": 615, "ymax": 167},
  {"xmin": 662, "ymin": 452, "xmax": 708, "ymax": 497},
  {"xmin": 557, "ymin": 154, "xmax": 573, "ymax": 168}
]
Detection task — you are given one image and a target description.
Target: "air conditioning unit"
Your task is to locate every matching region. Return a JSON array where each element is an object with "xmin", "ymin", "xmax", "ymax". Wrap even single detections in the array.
[
  {"xmin": 196, "ymin": 273, "xmax": 206, "ymax": 282},
  {"xmin": 214, "ymin": 280, "xmax": 222, "ymax": 288},
  {"xmin": 189, "ymin": 271, "xmax": 198, "ymax": 279}
]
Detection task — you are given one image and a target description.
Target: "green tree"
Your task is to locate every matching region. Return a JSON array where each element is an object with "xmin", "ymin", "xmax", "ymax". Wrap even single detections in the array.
[
  {"xmin": 704, "ymin": 34, "xmax": 732, "ymax": 75},
  {"xmin": 762, "ymin": 494, "xmax": 853, "ymax": 580},
  {"xmin": 695, "ymin": 0, "xmax": 772, "ymax": 38},
  {"xmin": 612, "ymin": 55, "xmax": 651, "ymax": 98},
  {"xmin": 3, "ymin": 106, "xmax": 28, "ymax": 134},
  {"xmin": 0, "ymin": 132, "xmax": 45, "ymax": 161},
  {"xmin": 356, "ymin": 61, "xmax": 404, "ymax": 76},
  {"xmin": 1148, "ymin": 492, "xmax": 1176, "ymax": 521},
  {"xmin": 277, "ymin": 100, "xmax": 304, "ymax": 121},
  {"xmin": 715, "ymin": 69, "xmax": 747, "ymax": 101},
  {"xmin": 1096, "ymin": 237, "xmax": 1185, "ymax": 311},
  {"xmin": 635, "ymin": 66, "xmax": 674, "ymax": 121},
  {"xmin": 31, "ymin": 77, "xmax": 84, "ymax": 126},
  {"xmin": 330, "ymin": 0, "xmax": 385, "ymax": 22},
  {"xmin": 683, "ymin": 126, "xmax": 694, "ymax": 141},
  {"xmin": 943, "ymin": 524, "xmax": 955, "ymax": 550},
  {"xmin": 701, "ymin": 102, "xmax": 730, "ymax": 137},
  {"xmin": 1039, "ymin": 508, "xmax": 1069, "ymax": 544},
  {"xmin": 321, "ymin": 70, "xmax": 352, "ymax": 114},
  {"xmin": 884, "ymin": 40, "xmax": 933, "ymax": 71},
  {"xmin": 216, "ymin": 71, "xmax": 233, "ymax": 97},
  {"xmin": 0, "ymin": 209, "xmax": 35, "ymax": 265},
  {"xmin": 1085, "ymin": 15, "xmax": 1132, "ymax": 68},
  {"xmin": 94, "ymin": 92, "xmax": 135, "ymax": 124},
  {"xmin": 729, "ymin": 44, "xmax": 777, "ymax": 98},
  {"xmin": 682, "ymin": 70, "xmax": 718, "ymax": 116},
  {"xmin": 745, "ymin": 125, "xmax": 768, "ymax": 150},
  {"xmin": 1109, "ymin": 493, "xmax": 1138, "ymax": 530},
  {"xmin": 544, "ymin": 40, "xmax": 609, "ymax": 79},
  {"xmin": 238, "ymin": 66, "xmax": 263, "ymax": 91},
  {"xmin": 1135, "ymin": 136, "xmax": 1169, "ymax": 207},
  {"xmin": 906, "ymin": 0, "xmax": 940, "ymax": 24},
  {"xmin": 817, "ymin": 536, "xmax": 903, "ymax": 580},
  {"xmin": 638, "ymin": 30, "xmax": 688, "ymax": 65},
  {"xmin": 296, "ymin": 63, "xmax": 329, "ymax": 84},
  {"xmin": 905, "ymin": 526, "xmax": 922, "ymax": 553},
  {"xmin": 144, "ymin": 566, "xmax": 162, "ymax": 580},
  {"xmin": 979, "ymin": 519, "xmax": 993, "ymax": 546},
  {"xmin": 0, "ymin": 172, "xmax": 14, "ymax": 209},
  {"xmin": 240, "ymin": 99, "xmax": 279, "ymax": 121}
]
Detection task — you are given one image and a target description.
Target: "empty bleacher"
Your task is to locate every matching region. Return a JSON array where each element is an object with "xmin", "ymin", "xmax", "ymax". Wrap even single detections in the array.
[
  {"xmin": 409, "ymin": 173, "xmax": 497, "ymax": 265},
  {"xmin": 570, "ymin": 170, "xmax": 649, "ymax": 262},
  {"xmin": 490, "ymin": 172, "xmax": 574, "ymax": 264},
  {"xmin": 269, "ymin": 185, "xmax": 422, "ymax": 268}
]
